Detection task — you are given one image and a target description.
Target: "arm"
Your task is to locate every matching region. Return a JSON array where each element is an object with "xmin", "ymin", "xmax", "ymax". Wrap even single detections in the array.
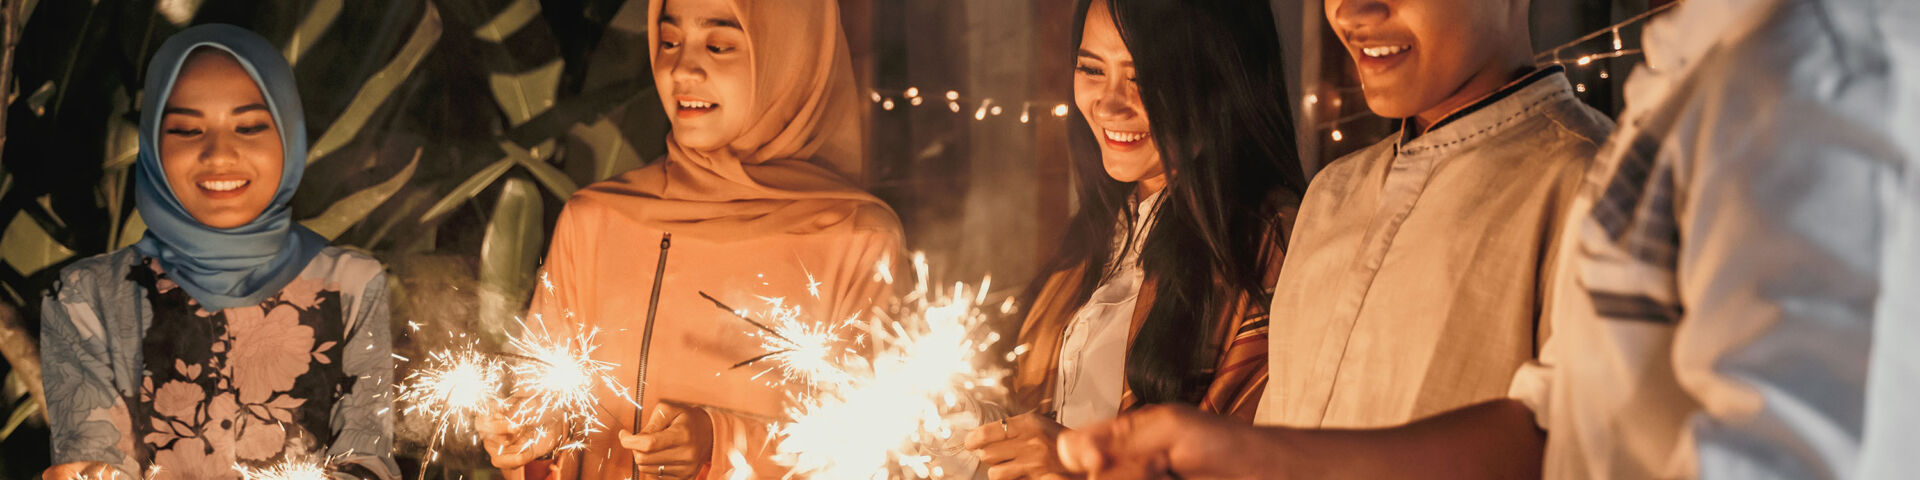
[
  {"xmin": 329, "ymin": 273, "xmax": 399, "ymax": 479},
  {"xmin": 1057, "ymin": 401, "xmax": 1542, "ymax": 480},
  {"xmin": 40, "ymin": 271, "xmax": 140, "ymax": 477}
]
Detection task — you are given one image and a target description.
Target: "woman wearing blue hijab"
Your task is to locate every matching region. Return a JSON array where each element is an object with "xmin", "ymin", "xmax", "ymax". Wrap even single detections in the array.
[{"xmin": 39, "ymin": 24, "xmax": 395, "ymax": 479}]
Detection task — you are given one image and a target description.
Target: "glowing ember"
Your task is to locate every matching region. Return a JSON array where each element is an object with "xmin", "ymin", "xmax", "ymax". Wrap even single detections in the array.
[
  {"xmin": 234, "ymin": 459, "xmax": 329, "ymax": 480},
  {"xmin": 723, "ymin": 252, "xmax": 1014, "ymax": 479},
  {"xmin": 397, "ymin": 345, "xmax": 503, "ymax": 461},
  {"xmin": 504, "ymin": 314, "xmax": 630, "ymax": 449}
]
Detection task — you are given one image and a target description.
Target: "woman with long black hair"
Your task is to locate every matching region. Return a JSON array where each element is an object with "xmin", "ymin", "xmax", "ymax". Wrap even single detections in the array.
[{"xmin": 963, "ymin": 0, "xmax": 1308, "ymax": 477}]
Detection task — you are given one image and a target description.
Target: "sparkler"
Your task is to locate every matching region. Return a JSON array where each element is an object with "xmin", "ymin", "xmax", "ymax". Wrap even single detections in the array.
[
  {"xmin": 234, "ymin": 455, "xmax": 332, "ymax": 480},
  {"xmin": 396, "ymin": 345, "xmax": 504, "ymax": 466},
  {"xmin": 504, "ymin": 313, "xmax": 630, "ymax": 451},
  {"xmin": 715, "ymin": 252, "xmax": 1016, "ymax": 479}
]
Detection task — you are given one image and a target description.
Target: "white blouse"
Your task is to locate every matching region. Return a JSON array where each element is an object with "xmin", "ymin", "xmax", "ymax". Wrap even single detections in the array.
[{"xmin": 1054, "ymin": 190, "xmax": 1162, "ymax": 429}]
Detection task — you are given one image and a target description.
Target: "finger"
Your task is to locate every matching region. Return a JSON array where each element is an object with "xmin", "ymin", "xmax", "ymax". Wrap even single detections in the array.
[
  {"xmin": 640, "ymin": 463, "xmax": 702, "ymax": 479},
  {"xmin": 1056, "ymin": 429, "xmax": 1105, "ymax": 473},
  {"xmin": 619, "ymin": 428, "xmax": 692, "ymax": 454},
  {"xmin": 965, "ymin": 418, "xmax": 1012, "ymax": 449},
  {"xmin": 633, "ymin": 445, "xmax": 701, "ymax": 466},
  {"xmin": 642, "ymin": 402, "xmax": 686, "ymax": 434},
  {"xmin": 986, "ymin": 459, "xmax": 1044, "ymax": 480},
  {"xmin": 975, "ymin": 437, "xmax": 1031, "ymax": 464}
]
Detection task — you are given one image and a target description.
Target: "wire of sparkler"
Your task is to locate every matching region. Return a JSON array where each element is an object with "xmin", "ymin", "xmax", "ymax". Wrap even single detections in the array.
[
  {"xmin": 632, "ymin": 232, "xmax": 671, "ymax": 479},
  {"xmin": 698, "ymin": 291, "xmax": 796, "ymax": 345}
]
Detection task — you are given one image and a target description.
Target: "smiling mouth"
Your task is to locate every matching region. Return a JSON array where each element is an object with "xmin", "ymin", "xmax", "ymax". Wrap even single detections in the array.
[
  {"xmin": 1361, "ymin": 44, "xmax": 1411, "ymax": 58},
  {"xmin": 676, "ymin": 99, "xmax": 718, "ymax": 118},
  {"xmin": 1102, "ymin": 129, "xmax": 1149, "ymax": 150},
  {"xmin": 198, "ymin": 179, "xmax": 249, "ymax": 192}
]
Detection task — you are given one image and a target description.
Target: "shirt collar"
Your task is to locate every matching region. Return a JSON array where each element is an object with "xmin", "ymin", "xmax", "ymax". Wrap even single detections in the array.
[{"xmin": 1395, "ymin": 66, "xmax": 1576, "ymax": 154}]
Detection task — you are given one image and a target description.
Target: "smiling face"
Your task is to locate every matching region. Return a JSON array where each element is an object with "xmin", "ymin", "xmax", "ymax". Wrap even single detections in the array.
[
  {"xmin": 654, "ymin": 0, "xmax": 754, "ymax": 152},
  {"xmin": 1326, "ymin": 0, "xmax": 1529, "ymax": 125},
  {"xmin": 1074, "ymin": 0, "xmax": 1166, "ymax": 194},
  {"xmin": 158, "ymin": 49, "xmax": 284, "ymax": 229}
]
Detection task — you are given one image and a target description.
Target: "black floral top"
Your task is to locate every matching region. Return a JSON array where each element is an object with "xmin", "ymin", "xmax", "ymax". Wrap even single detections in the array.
[{"xmin": 42, "ymin": 247, "xmax": 396, "ymax": 479}]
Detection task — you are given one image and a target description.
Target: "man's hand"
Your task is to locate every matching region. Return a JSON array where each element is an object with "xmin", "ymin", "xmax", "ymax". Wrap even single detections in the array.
[{"xmin": 1054, "ymin": 405, "xmax": 1271, "ymax": 480}]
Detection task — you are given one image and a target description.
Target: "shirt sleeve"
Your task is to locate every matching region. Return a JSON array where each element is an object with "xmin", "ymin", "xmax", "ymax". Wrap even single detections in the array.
[
  {"xmin": 1859, "ymin": 3, "xmax": 1920, "ymax": 477},
  {"xmin": 329, "ymin": 272, "xmax": 399, "ymax": 479},
  {"xmin": 40, "ymin": 269, "xmax": 140, "ymax": 476},
  {"xmin": 1663, "ymin": 6, "xmax": 1897, "ymax": 477}
]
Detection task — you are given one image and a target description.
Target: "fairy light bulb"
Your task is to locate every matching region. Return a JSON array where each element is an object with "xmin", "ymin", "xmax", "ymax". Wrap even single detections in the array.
[
  {"xmin": 1051, "ymin": 104, "xmax": 1069, "ymax": 117},
  {"xmin": 945, "ymin": 90, "xmax": 960, "ymax": 101},
  {"xmin": 905, "ymin": 86, "xmax": 920, "ymax": 98}
]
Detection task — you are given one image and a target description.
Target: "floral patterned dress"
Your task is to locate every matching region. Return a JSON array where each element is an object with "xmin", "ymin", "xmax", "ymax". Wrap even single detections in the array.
[{"xmin": 41, "ymin": 246, "xmax": 396, "ymax": 479}]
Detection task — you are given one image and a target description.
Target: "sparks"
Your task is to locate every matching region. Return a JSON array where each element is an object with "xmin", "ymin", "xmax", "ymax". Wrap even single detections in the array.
[
  {"xmin": 504, "ymin": 315, "xmax": 629, "ymax": 447},
  {"xmin": 714, "ymin": 251, "xmax": 1012, "ymax": 479},
  {"xmin": 397, "ymin": 344, "xmax": 503, "ymax": 460}
]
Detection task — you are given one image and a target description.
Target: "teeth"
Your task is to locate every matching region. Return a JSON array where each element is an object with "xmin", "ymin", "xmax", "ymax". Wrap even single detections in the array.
[
  {"xmin": 1362, "ymin": 45, "xmax": 1410, "ymax": 58},
  {"xmin": 1104, "ymin": 130, "xmax": 1148, "ymax": 143},
  {"xmin": 678, "ymin": 100, "xmax": 715, "ymax": 109},
  {"xmin": 198, "ymin": 180, "xmax": 248, "ymax": 192}
]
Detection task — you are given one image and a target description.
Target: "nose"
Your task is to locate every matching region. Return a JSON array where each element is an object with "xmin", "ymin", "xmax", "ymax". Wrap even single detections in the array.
[
  {"xmin": 199, "ymin": 130, "xmax": 239, "ymax": 167},
  {"xmin": 670, "ymin": 48, "xmax": 706, "ymax": 85},
  {"xmin": 1331, "ymin": 0, "xmax": 1389, "ymax": 34},
  {"xmin": 1091, "ymin": 76, "xmax": 1137, "ymax": 123}
]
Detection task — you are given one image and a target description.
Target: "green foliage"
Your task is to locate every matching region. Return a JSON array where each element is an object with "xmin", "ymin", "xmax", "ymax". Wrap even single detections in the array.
[{"xmin": 0, "ymin": 0, "xmax": 670, "ymax": 474}]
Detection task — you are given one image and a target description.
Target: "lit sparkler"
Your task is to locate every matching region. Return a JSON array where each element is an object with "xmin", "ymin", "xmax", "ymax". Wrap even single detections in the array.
[
  {"xmin": 503, "ymin": 314, "xmax": 631, "ymax": 451},
  {"xmin": 234, "ymin": 456, "xmax": 331, "ymax": 480},
  {"xmin": 717, "ymin": 252, "xmax": 1015, "ymax": 479},
  {"xmin": 396, "ymin": 345, "xmax": 504, "ymax": 464}
]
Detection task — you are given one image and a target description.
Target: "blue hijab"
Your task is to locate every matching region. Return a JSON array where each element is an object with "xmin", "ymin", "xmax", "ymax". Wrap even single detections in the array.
[{"xmin": 133, "ymin": 24, "xmax": 327, "ymax": 311}]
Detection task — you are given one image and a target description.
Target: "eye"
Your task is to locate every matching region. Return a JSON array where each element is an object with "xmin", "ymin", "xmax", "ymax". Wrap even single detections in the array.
[
  {"xmin": 707, "ymin": 44, "xmax": 735, "ymax": 54},
  {"xmin": 661, "ymin": 39, "xmax": 680, "ymax": 50},
  {"xmin": 1075, "ymin": 64, "xmax": 1105, "ymax": 77},
  {"xmin": 164, "ymin": 128, "xmax": 203, "ymax": 137},
  {"xmin": 236, "ymin": 124, "xmax": 270, "ymax": 135}
]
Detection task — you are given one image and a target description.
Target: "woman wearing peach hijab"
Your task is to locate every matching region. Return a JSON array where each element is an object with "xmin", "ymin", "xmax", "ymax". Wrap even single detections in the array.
[{"xmin": 479, "ymin": 0, "xmax": 903, "ymax": 478}]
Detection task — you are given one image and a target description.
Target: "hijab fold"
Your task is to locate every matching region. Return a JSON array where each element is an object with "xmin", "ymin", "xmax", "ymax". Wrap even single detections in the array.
[
  {"xmin": 133, "ymin": 24, "xmax": 326, "ymax": 311},
  {"xmin": 577, "ymin": 0, "xmax": 888, "ymax": 241}
]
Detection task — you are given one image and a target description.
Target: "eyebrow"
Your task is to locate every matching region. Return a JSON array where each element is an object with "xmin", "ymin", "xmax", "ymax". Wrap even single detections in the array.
[
  {"xmin": 1076, "ymin": 49, "xmax": 1131, "ymax": 67},
  {"xmin": 162, "ymin": 103, "xmax": 269, "ymax": 117},
  {"xmin": 660, "ymin": 14, "xmax": 743, "ymax": 30}
]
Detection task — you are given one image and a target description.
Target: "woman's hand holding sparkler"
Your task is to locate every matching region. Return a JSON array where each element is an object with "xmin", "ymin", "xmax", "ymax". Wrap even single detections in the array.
[
  {"xmin": 41, "ymin": 462, "xmax": 124, "ymax": 480},
  {"xmin": 965, "ymin": 412, "xmax": 1076, "ymax": 480},
  {"xmin": 478, "ymin": 393, "xmax": 565, "ymax": 473},
  {"xmin": 619, "ymin": 402, "xmax": 714, "ymax": 479}
]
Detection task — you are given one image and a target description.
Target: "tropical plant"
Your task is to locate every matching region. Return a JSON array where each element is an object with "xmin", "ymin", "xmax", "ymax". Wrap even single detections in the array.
[{"xmin": 0, "ymin": 0, "xmax": 668, "ymax": 475}]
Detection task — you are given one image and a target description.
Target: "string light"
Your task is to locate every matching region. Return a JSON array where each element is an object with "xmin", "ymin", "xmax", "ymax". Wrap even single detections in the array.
[
  {"xmin": 1052, "ymin": 104, "xmax": 1069, "ymax": 117},
  {"xmin": 905, "ymin": 86, "xmax": 920, "ymax": 98},
  {"xmin": 945, "ymin": 90, "xmax": 959, "ymax": 101},
  {"xmin": 883, "ymin": 98, "xmax": 896, "ymax": 110},
  {"xmin": 1330, "ymin": 130, "xmax": 1343, "ymax": 142}
]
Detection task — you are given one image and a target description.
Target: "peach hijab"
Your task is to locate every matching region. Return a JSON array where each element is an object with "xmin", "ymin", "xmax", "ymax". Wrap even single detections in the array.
[{"xmin": 575, "ymin": 0, "xmax": 886, "ymax": 241}]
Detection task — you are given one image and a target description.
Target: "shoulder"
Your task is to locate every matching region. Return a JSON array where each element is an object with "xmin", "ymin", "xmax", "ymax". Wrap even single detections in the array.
[
  {"xmin": 1314, "ymin": 137, "xmax": 1396, "ymax": 186},
  {"xmin": 1540, "ymin": 98, "xmax": 1617, "ymax": 156},
  {"xmin": 52, "ymin": 247, "xmax": 143, "ymax": 301},
  {"xmin": 303, "ymin": 246, "xmax": 388, "ymax": 294}
]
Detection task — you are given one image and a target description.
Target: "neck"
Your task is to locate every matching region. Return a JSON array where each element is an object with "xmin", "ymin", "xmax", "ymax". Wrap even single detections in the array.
[
  {"xmin": 1413, "ymin": 56, "xmax": 1535, "ymax": 133},
  {"xmin": 1134, "ymin": 174, "xmax": 1167, "ymax": 201}
]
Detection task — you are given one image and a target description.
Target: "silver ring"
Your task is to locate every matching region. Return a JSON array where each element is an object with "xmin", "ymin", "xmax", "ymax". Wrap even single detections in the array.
[
  {"xmin": 1000, "ymin": 418, "xmax": 1010, "ymax": 434},
  {"xmin": 658, "ymin": 465, "xmax": 667, "ymax": 477}
]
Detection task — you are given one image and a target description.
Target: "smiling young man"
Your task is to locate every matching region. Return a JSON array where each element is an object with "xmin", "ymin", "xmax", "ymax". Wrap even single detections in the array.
[
  {"xmin": 1031, "ymin": 0, "xmax": 1613, "ymax": 477},
  {"xmin": 1254, "ymin": 0, "xmax": 1613, "ymax": 435}
]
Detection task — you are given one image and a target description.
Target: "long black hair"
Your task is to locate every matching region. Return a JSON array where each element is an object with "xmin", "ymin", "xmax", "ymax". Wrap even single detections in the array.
[{"xmin": 1036, "ymin": 0, "xmax": 1308, "ymax": 405}]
